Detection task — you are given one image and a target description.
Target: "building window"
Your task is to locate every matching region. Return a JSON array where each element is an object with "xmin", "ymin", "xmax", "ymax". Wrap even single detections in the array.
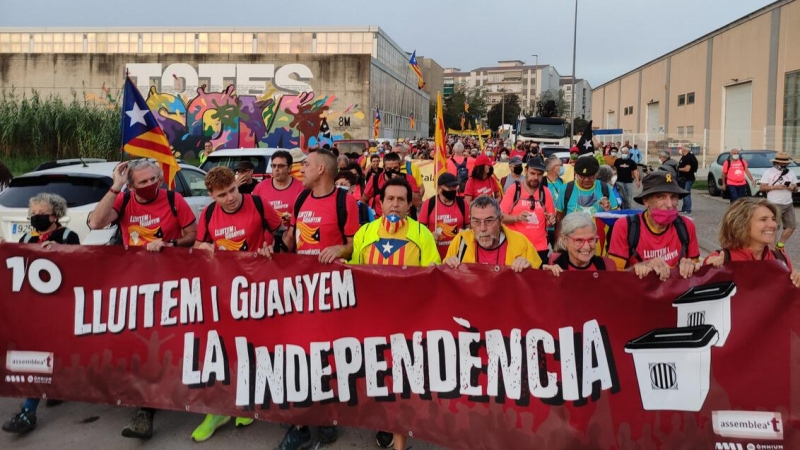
[
  {"xmin": 678, "ymin": 94, "xmax": 686, "ymax": 106},
  {"xmin": 566, "ymin": 85, "xmax": 571, "ymax": 91},
  {"xmin": 686, "ymin": 126, "xmax": 694, "ymax": 137},
  {"xmin": 687, "ymin": 92, "xmax": 695, "ymax": 105},
  {"xmin": 784, "ymin": 71, "xmax": 800, "ymax": 154},
  {"xmin": 677, "ymin": 126, "xmax": 685, "ymax": 137}
]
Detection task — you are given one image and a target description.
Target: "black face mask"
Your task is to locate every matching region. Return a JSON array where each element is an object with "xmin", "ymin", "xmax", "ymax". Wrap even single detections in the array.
[
  {"xmin": 30, "ymin": 214, "xmax": 54, "ymax": 233},
  {"xmin": 513, "ymin": 165, "xmax": 523, "ymax": 175},
  {"xmin": 487, "ymin": 167, "xmax": 494, "ymax": 177},
  {"xmin": 384, "ymin": 169, "xmax": 400, "ymax": 178},
  {"xmin": 441, "ymin": 190, "xmax": 457, "ymax": 201}
]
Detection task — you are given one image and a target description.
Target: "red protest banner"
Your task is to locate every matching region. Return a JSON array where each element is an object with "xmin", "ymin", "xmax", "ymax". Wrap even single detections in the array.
[{"xmin": 0, "ymin": 244, "xmax": 797, "ymax": 449}]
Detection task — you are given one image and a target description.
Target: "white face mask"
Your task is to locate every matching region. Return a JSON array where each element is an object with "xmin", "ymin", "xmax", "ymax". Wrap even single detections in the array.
[
  {"xmin": 731, "ymin": 154, "xmax": 740, "ymax": 160},
  {"xmin": 611, "ymin": 175, "xmax": 618, "ymax": 185},
  {"xmin": 620, "ymin": 153, "xmax": 629, "ymax": 160},
  {"xmin": 610, "ymin": 152, "xmax": 618, "ymax": 157}
]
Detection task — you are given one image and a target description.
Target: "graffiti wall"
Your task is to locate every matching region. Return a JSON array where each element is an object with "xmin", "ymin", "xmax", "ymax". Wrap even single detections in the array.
[{"xmin": 0, "ymin": 54, "xmax": 371, "ymax": 154}]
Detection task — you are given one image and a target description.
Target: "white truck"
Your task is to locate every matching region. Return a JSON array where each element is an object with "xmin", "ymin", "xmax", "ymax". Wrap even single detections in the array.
[{"xmin": 515, "ymin": 116, "xmax": 571, "ymax": 147}]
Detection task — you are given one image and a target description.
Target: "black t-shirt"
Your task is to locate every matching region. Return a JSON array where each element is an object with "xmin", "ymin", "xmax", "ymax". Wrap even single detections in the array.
[
  {"xmin": 678, "ymin": 152, "xmax": 699, "ymax": 181},
  {"xmin": 614, "ymin": 159, "xmax": 637, "ymax": 183},
  {"xmin": 238, "ymin": 181, "xmax": 257, "ymax": 194},
  {"xmin": 19, "ymin": 226, "xmax": 80, "ymax": 245}
]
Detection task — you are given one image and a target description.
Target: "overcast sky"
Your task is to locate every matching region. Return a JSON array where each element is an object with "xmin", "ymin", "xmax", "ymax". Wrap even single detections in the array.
[{"xmin": 1, "ymin": 0, "xmax": 774, "ymax": 87}]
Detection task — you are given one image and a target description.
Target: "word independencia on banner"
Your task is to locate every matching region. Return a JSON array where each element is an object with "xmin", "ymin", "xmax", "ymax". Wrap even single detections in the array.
[{"xmin": 0, "ymin": 244, "xmax": 797, "ymax": 449}]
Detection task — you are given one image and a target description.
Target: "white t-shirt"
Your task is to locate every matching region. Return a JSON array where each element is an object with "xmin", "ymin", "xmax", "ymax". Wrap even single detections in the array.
[{"xmin": 758, "ymin": 166, "xmax": 797, "ymax": 205}]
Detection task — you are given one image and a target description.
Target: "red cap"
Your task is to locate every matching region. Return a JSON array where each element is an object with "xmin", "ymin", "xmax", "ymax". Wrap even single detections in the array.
[
  {"xmin": 475, "ymin": 154, "xmax": 493, "ymax": 167},
  {"xmin": 570, "ymin": 146, "xmax": 579, "ymax": 154}
]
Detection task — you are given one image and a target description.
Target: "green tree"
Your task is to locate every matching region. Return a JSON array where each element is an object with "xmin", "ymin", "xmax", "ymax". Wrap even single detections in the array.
[
  {"xmin": 535, "ymin": 89, "xmax": 569, "ymax": 118},
  {"xmin": 486, "ymin": 94, "xmax": 521, "ymax": 131},
  {"xmin": 443, "ymin": 84, "xmax": 488, "ymax": 131}
]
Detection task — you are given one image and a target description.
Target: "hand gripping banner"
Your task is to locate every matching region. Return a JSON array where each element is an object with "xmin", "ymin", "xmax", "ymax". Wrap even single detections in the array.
[{"xmin": 0, "ymin": 244, "xmax": 797, "ymax": 449}]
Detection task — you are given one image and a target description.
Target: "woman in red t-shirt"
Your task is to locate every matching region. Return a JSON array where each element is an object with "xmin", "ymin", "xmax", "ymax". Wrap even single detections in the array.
[
  {"xmin": 542, "ymin": 212, "xmax": 616, "ymax": 275},
  {"xmin": 463, "ymin": 154, "xmax": 502, "ymax": 204},
  {"xmin": 705, "ymin": 197, "xmax": 800, "ymax": 287}
]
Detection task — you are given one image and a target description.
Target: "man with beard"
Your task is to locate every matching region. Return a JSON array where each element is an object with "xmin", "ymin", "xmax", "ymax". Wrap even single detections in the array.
[
  {"xmin": 555, "ymin": 156, "xmax": 618, "ymax": 238},
  {"xmin": 500, "ymin": 156, "xmax": 555, "ymax": 263}
]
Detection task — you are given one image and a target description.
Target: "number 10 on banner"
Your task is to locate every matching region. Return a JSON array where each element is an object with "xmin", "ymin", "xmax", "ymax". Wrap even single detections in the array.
[{"xmin": 6, "ymin": 257, "xmax": 62, "ymax": 294}]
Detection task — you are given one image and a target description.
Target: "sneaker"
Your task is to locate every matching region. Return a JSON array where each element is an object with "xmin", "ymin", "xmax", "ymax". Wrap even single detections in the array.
[
  {"xmin": 191, "ymin": 414, "xmax": 231, "ymax": 442},
  {"xmin": 235, "ymin": 417, "xmax": 254, "ymax": 427},
  {"xmin": 121, "ymin": 409, "xmax": 153, "ymax": 439},
  {"xmin": 318, "ymin": 425, "xmax": 338, "ymax": 444},
  {"xmin": 2, "ymin": 409, "xmax": 37, "ymax": 434},
  {"xmin": 274, "ymin": 425, "xmax": 312, "ymax": 450},
  {"xmin": 376, "ymin": 431, "xmax": 394, "ymax": 448}
]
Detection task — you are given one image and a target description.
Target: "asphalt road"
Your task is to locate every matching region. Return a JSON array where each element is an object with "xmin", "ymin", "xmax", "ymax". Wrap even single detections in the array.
[{"xmin": 2, "ymin": 190, "xmax": 797, "ymax": 450}]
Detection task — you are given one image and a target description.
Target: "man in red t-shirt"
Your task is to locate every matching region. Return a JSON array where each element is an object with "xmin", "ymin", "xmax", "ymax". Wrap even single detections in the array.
[
  {"xmin": 509, "ymin": 141, "xmax": 527, "ymax": 160},
  {"xmin": 284, "ymin": 149, "xmax": 360, "ymax": 263},
  {"xmin": 253, "ymin": 150, "xmax": 304, "ymax": 252},
  {"xmin": 500, "ymin": 157, "xmax": 555, "ymax": 262},
  {"xmin": 446, "ymin": 141, "xmax": 475, "ymax": 178},
  {"xmin": 361, "ymin": 152, "xmax": 419, "ymax": 217},
  {"xmin": 721, "ymin": 148, "xmax": 754, "ymax": 203},
  {"xmin": 419, "ymin": 172, "xmax": 470, "ymax": 259},
  {"xmin": 195, "ymin": 166, "xmax": 281, "ymax": 254},
  {"xmin": 89, "ymin": 159, "xmax": 197, "ymax": 251},
  {"xmin": 464, "ymin": 154, "xmax": 502, "ymax": 204},
  {"xmin": 607, "ymin": 171, "xmax": 701, "ymax": 281}
]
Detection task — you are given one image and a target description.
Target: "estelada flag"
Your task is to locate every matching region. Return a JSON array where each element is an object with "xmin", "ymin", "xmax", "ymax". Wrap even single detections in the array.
[
  {"xmin": 576, "ymin": 119, "xmax": 595, "ymax": 155},
  {"xmin": 373, "ymin": 108, "xmax": 381, "ymax": 139},
  {"xmin": 433, "ymin": 92, "xmax": 447, "ymax": 179},
  {"xmin": 408, "ymin": 50, "xmax": 425, "ymax": 90},
  {"xmin": 464, "ymin": 98, "xmax": 470, "ymax": 113},
  {"xmin": 121, "ymin": 77, "xmax": 180, "ymax": 188}
]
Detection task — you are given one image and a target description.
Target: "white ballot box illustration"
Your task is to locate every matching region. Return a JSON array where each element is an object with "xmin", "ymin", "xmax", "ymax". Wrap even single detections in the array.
[
  {"xmin": 673, "ymin": 282, "xmax": 736, "ymax": 347},
  {"xmin": 625, "ymin": 325, "xmax": 718, "ymax": 411}
]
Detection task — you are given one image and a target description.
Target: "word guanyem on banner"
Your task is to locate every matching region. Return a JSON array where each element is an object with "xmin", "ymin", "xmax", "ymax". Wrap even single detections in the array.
[
  {"xmin": 73, "ymin": 270, "xmax": 356, "ymax": 335},
  {"xmin": 184, "ymin": 319, "xmax": 618, "ymax": 408}
]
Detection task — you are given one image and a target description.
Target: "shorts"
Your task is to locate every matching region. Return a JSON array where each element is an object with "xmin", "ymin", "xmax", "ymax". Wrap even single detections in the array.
[{"xmin": 776, "ymin": 202, "xmax": 796, "ymax": 229}]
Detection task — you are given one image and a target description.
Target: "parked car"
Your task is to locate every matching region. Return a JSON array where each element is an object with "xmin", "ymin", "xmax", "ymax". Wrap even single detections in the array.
[
  {"xmin": 0, "ymin": 160, "xmax": 211, "ymax": 245},
  {"xmin": 333, "ymin": 140, "xmax": 371, "ymax": 157},
  {"xmin": 540, "ymin": 145, "xmax": 571, "ymax": 160},
  {"xmin": 199, "ymin": 147, "xmax": 305, "ymax": 181},
  {"xmin": 707, "ymin": 150, "xmax": 800, "ymax": 203}
]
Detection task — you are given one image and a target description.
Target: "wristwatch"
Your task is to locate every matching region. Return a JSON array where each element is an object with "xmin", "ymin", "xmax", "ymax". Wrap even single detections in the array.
[{"xmin": 169, "ymin": 239, "xmax": 179, "ymax": 247}]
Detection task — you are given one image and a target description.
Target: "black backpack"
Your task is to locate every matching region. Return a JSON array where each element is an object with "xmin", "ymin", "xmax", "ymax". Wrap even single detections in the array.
[
  {"xmin": 451, "ymin": 157, "xmax": 469, "ymax": 192},
  {"xmin": 111, "ymin": 190, "xmax": 177, "ymax": 245},
  {"xmin": 562, "ymin": 181, "xmax": 610, "ymax": 211},
  {"xmin": 293, "ymin": 187, "xmax": 350, "ymax": 245},
  {"xmin": 425, "ymin": 195, "xmax": 466, "ymax": 225},
  {"xmin": 357, "ymin": 202, "xmax": 372, "ymax": 225},
  {"xmin": 202, "ymin": 194, "xmax": 270, "ymax": 242},
  {"xmin": 605, "ymin": 213, "xmax": 690, "ymax": 262}
]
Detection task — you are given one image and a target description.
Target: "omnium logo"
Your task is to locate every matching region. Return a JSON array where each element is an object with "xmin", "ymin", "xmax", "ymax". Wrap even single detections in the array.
[
  {"xmin": 649, "ymin": 362, "xmax": 677, "ymax": 390},
  {"xmin": 714, "ymin": 443, "xmax": 743, "ymax": 450},
  {"xmin": 712, "ymin": 410, "xmax": 783, "ymax": 440},
  {"xmin": 5, "ymin": 351, "xmax": 54, "ymax": 374}
]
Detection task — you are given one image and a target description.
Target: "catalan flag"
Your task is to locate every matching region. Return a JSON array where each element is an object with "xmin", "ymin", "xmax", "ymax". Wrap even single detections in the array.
[
  {"xmin": 464, "ymin": 98, "xmax": 470, "ymax": 113},
  {"xmin": 408, "ymin": 50, "xmax": 425, "ymax": 90},
  {"xmin": 121, "ymin": 77, "xmax": 180, "ymax": 188},
  {"xmin": 460, "ymin": 114, "xmax": 465, "ymax": 131},
  {"xmin": 373, "ymin": 108, "xmax": 381, "ymax": 139},
  {"xmin": 476, "ymin": 123, "xmax": 485, "ymax": 152},
  {"xmin": 433, "ymin": 92, "xmax": 447, "ymax": 179},
  {"xmin": 409, "ymin": 111, "xmax": 415, "ymax": 130}
]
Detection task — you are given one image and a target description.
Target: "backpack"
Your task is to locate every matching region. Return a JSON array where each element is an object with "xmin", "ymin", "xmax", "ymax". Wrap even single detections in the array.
[
  {"xmin": 21, "ymin": 228, "xmax": 75, "ymax": 244},
  {"xmin": 451, "ymin": 157, "xmax": 469, "ymax": 192},
  {"xmin": 111, "ymin": 190, "xmax": 177, "ymax": 245},
  {"xmin": 605, "ymin": 213, "xmax": 690, "ymax": 262},
  {"xmin": 425, "ymin": 195, "xmax": 466, "ymax": 225},
  {"xmin": 357, "ymin": 202, "xmax": 373, "ymax": 225},
  {"xmin": 293, "ymin": 187, "xmax": 349, "ymax": 245},
  {"xmin": 562, "ymin": 181, "xmax": 610, "ymax": 212},
  {"xmin": 510, "ymin": 180, "xmax": 546, "ymax": 211},
  {"xmin": 551, "ymin": 252, "xmax": 607, "ymax": 270},
  {"xmin": 721, "ymin": 248, "xmax": 787, "ymax": 265},
  {"xmin": 203, "ymin": 194, "xmax": 270, "ymax": 242}
]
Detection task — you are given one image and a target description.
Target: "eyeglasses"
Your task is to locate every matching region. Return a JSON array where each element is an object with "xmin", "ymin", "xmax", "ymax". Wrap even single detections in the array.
[
  {"xmin": 568, "ymin": 236, "xmax": 598, "ymax": 247},
  {"xmin": 271, "ymin": 164, "xmax": 288, "ymax": 170},
  {"xmin": 470, "ymin": 216, "xmax": 499, "ymax": 227}
]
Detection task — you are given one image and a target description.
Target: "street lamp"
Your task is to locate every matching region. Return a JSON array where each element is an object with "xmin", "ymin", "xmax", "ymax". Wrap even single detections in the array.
[
  {"xmin": 570, "ymin": 0, "xmax": 578, "ymax": 128},
  {"xmin": 530, "ymin": 54, "xmax": 538, "ymax": 111}
]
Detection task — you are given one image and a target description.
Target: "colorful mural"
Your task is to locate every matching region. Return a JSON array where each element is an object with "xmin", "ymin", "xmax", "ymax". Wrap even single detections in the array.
[{"xmin": 141, "ymin": 84, "xmax": 364, "ymax": 154}]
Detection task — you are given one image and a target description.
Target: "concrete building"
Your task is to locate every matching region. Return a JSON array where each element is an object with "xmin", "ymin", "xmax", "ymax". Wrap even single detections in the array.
[
  {"xmin": 0, "ymin": 26, "xmax": 429, "ymax": 151},
  {"xmin": 443, "ymin": 61, "xmax": 561, "ymax": 111},
  {"xmin": 416, "ymin": 55, "xmax": 444, "ymax": 100},
  {"xmin": 560, "ymin": 77, "xmax": 592, "ymax": 120},
  {"xmin": 591, "ymin": 0, "xmax": 800, "ymax": 160}
]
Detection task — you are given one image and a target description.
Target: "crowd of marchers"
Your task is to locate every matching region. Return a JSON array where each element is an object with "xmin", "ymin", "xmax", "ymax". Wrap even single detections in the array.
[{"xmin": 0, "ymin": 137, "xmax": 798, "ymax": 450}]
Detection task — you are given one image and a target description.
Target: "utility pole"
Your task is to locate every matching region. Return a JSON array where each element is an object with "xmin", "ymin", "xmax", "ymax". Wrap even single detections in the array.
[{"xmin": 570, "ymin": 0, "xmax": 579, "ymax": 132}]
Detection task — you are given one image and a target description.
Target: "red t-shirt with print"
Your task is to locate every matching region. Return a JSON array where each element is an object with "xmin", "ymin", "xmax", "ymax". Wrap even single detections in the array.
[
  {"xmin": 292, "ymin": 189, "xmax": 360, "ymax": 256},
  {"xmin": 419, "ymin": 196, "xmax": 469, "ymax": 259},
  {"xmin": 476, "ymin": 240, "xmax": 508, "ymax": 265},
  {"xmin": 607, "ymin": 214, "xmax": 700, "ymax": 268},
  {"xmin": 362, "ymin": 173, "xmax": 419, "ymax": 216},
  {"xmin": 196, "ymin": 195, "xmax": 281, "ymax": 251},
  {"xmin": 113, "ymin": 189, "xmax": 195, "ymax": 247},
  {"xmin": 500, "ymin": 183, "xmax": 554, "ymax": 251},
  {"xmin": 253, "ymin": 177, "xmax": 304, "ymax": 223},
  {"xmin": 464, "ymin": 177, "xmax": 499, "ymax": 199}
]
